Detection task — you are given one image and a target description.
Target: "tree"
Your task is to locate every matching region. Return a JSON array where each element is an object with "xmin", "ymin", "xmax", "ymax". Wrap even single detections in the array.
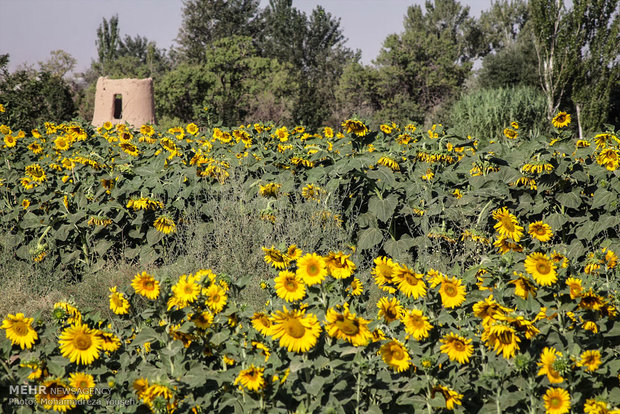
[
  {"xmin": 528, "ymin": 0, "xmax": 620, "ymax": 132},
  {"xmin": 176, "ymin": 0, "xmax": 261, "ymax": 63},
  {"xmin": 371, "ymin": 0, "xmax": 481, "ymax": 123},
  {"xmin": 38, "ymin": 50, "xmax": 77, "ymax": 79},
  {"xmin": 96, "ymin": 15, "xmax": 121, "ymax": 66},
  {"xmin": 0, "ymin": 57, "xmax": 76, "ymax": 131},
  {"xmin": 155, "ymin": 36, "xmax": 298, "ymax": 125},
  {"xmin": 478, "ymin": 0, "xmax": 529, "ymax": 54},
  {"xmin": 260, "ymin": 0, "xmax": 357, "ymax": 128},
  {"xmin": 567, "ymin": 0, "xmax": 620, "ymax": 132}
]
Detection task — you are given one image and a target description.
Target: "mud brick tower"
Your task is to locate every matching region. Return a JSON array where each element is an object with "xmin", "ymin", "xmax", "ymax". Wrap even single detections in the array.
[{"xmin": 91, "ymin": 77, "xmax": 156, "ymax": 128}]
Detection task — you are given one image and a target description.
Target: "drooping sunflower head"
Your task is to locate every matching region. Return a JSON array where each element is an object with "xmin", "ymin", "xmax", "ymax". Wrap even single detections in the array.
[
  {"xmin": 108, "ymin": 286, "xmax": 130, "ymax": 315},
  {"xmin": 324, "ymin": 251, "xmax": 356, "ymax": 279},
  {"xmin": 481, "ymin": 322, "xmax": 521, "ymax": 359},
  {"xmin": 153, "ymin": 215, "xmax": 176, "ymax": 234},
  {"xmin": 578, "ymin": 350, "xmax": 602, "ymax": 372},
  {"xmin": 579, "ymin": 290, "xmax": 605, "ymax": 311},
  {"xmin": 372, "ymin": 256, "xmax": 396, "ymax": 293},
  {"xmin": 251, "ymin": 312, "xmax": 274, "ymax": 336},
  {"xmin": 492, "ymin": 207, "xmax": 523, "ymax": 242},
  {"xmin": 262, "ymin": 246, "xmax": 290, "ymax": 270}
]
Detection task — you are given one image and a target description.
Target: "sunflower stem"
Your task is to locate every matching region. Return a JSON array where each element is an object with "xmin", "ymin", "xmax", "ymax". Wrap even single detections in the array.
[{"xmin": 476, "ymin": 200, "xmax": 493, "ymax": 226}]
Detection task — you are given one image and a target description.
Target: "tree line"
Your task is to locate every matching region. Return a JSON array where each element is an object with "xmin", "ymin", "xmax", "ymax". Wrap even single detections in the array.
[{"xmin": 1, "ymin": 0, "xmax": 619, "ymax": 136}]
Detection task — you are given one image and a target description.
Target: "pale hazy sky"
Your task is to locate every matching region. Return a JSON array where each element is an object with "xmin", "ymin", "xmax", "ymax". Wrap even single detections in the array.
[{"xmin": 0, "ymin": 0, "xmax": 493, "ymax": 74}]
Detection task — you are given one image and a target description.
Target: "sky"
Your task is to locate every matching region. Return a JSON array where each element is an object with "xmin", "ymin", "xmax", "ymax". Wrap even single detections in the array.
[{"xmin": 0, "ymin": 0, "xmax": 494, "ymax": 74}]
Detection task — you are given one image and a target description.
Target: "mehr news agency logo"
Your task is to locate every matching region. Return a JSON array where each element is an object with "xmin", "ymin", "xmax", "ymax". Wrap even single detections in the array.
[{"xmin": 6, "ymin": 384, "xmax": 137, "ymax": 407}]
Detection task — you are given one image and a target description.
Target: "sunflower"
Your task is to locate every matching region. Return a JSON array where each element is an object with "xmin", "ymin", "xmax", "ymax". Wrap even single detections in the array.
[
  {"xmin": 54, "ymin": 135, "xmax": 71, "ymax": 151},
  {"xmin": 98, "ymin": 331, "xmax": 121, "ymax": 353},
  {"xmin": 25, "ymin": 163, "xmax": 46, "ymax": 182},
  {"xmin": 203, "ymin": 283, "xmax": 228, "ymax": 313},
  {"xmin": 36, "ymin": 378, "xmax": 76, "ymax": 412},
  {"xmin": 529, "ymin": 221, "xmax": 553, "ymax": 242},
  {"xmin": 286, "ymin": 244, "xmax": 302, "ymax": 261},
  {"xmin": 296, "ymin": 253, "xmax": 327, "ymax": 286},
  {"xmin": 440, "ymin": 332, "xmax": 473, "ymax": 364},
  {"xmin": 324, "ymin": 251, "xmax": 356, "ymax": 279},
  {"xmin": 69, "ymin": 372, "xmax": 95, "ymax": 400},
  {"xmin": 603, "ymin": 247, "xmax": 618, "ymax": 269},
  {"xmin": 1, "ymin": 313, "xmax": 38, "ymax": 349},
  {"xmin": 494, "ymin": 235, "xmax": 524, "ymax": 254},
  {"xmin": 301, "ymin": 184, "xmax": 323, "ymax": 201},
  {"xmin": 153, "ymin": 215, "xmax": 176, "ymax": 234},
  {"xmin": 400, "ymin": 309, "xmax": 433, "ymax": 340},
  {"xmin": 503, "ymin": 128, "xmax": 518, "ymax": 139},
  {"xmin": 342, "ymin": 119, "xmax": 369, "ymax": 136},
  {"xmin": 472, "ymin": 295, "xmax": 512, "ymax": 327},
  {"xmin": 4, "ymin": 134, "xmax": 16, "ymax": 147},
  {"xmin": 537, "ymin": 347, "xmax": 564, "ymax": 383},
  {"xmin": 109, "ymin": 286, "xmax": 130, "ymax": 315},
  {"xmin": 372, "ymin": 256, "xmax": 397, "ymax": 293},
  {"xmin": 524, "ymin": 252, "xmax": 557, "ymax": 286},
  {"xmin": 120, "ymin": 141, "xmax": 139, "ymax": 156},
  {"xmin": 492, "ymin": 207, "xmax": 524, "ymax": 242},
  {"xmin": 564, "ymin": 277, "xmax": 582, "ymax": 300},
  {"xmin": 584, "ymin": 399, "xmax": 611, "ymax": 414},
  {"xmin": 552, "ymin": 112, "xmax": 571, "ymax": 128},
  {"xmin": 262, "ymin": 246, "xmax": 290, "ymax": 269},
  {"xmin": 509, "ymin": 273, "xmax": 538, "ymax": 299},
  {"xmin": 377, "ymin": 297, "xmax": 404, "ymax": 323},
  {"xmin": 143, "ymin": 383, "xmax": 177, "ymax": 412},
  {"xmin": 347, "ymin": 277, "xmax": 364, "ymax": 296},
  {"xmin": 380, "ymin": 339, "xmax": 411, "ymax": 372},
  {"xmin": 578, "ymin": 290, "xmax": 605, "ymax": 311},
  {"xmin": 432, "ymin": 385, "xmax": 463, "ymax": 410},
  {"xmin": 251, "ymin": 312, "xmax": 274, "ymax": 336},
  {"xmin": 235, "ymin": 365, "xmax": 265, "ymax": 392},
  {"xmin": 393, "ymin": 264, "xmax": 427, "ymax": 298},
  {"xmin": 170, "ymin": 274, "xmax": 201, "ymax": 308},
  {"xmin": 131, "ymin": 271, "xmax": 160, "ymax": 300},
  {"xmin": 544, "ymin": 387, "xmax": 571, "ymax": 414},
  {"xmin": 481, "ymin": 323, "xmax": 521, "ymax": 359},
  {"xmin": 270, "ymin": 306, "xmax": 321, "ymax": 353},
  {"xmin": 578, "ymin": 350, "xmax": 602, "ymax": 372},
  {"xmin": 274, "ymin": 270, "xmax": 306, "ymax": 302},
  {"xmin": 324, "ymin": 305, "xmax": 372, "ymax": 346},
  {"xmin": 59, "ymin": 324, "xmax": 103, "ymax": 365},
  {"xmin": 192, "ymin": 310, "xmax": 214, "ymax": 330},
  {"xmin": 438, "ymin": 276, "xmax": 467, "ymax": 308},
  {"xmin": 53, "ymin": 302, "xmax": 82, "ymax": 324}
]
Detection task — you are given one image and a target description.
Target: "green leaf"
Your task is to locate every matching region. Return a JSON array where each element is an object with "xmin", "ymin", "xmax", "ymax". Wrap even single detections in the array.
[
  {"xmin": 555, "ymin": 191, "xmax": 582, "ymax": 209},
  {"xmin": 357, "ymin": 227, "xmax": 383, "ymax": 250},
  {"xmin": 368, "ymin": 194, "xmax": 399, "ymax": 223}
]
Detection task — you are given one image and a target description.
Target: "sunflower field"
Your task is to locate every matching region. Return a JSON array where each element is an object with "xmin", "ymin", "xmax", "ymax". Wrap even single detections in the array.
[{"xmin": 1, "ymin": 111, "xmax": 620, "ymax": 413}]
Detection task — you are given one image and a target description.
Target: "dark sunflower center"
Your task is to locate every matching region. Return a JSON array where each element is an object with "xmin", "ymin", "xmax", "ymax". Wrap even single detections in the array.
[
  {"xmin": 404, "ymin": 275, "xmax": 418, "ymax": 285},
  {"xmin": 391, "ymin": 346, "xmax": 404, "ymax": 360},
  {"xmin": 74, "ymin": 332, "xmax": 92, "ymax": 350},
  {"xmin": 145, "ymin": 281, "xmax": 154, "ymax": 290},
  {"xmin": 385, "ymin": 307, "xmax": 397, "ymax": 319},
  {"xmin": 307, "ymin": 263, "xmax": 319, "ymax": 277},
  {"xmin": 284, "ymin": 278, "xmax": 298, "ymax": 292},
  {"xmin": 13, "ymin": 322, "xmax": 28, "ymax": 336},
  {"xmin": 535, "ymin": 227, "xmax": 546, "ymax": 235},
  {"xmin": 549, "ymin": 396, "xmax": 561, "ymax": 408},
  {"xmin": 337, "ymin": 318, "xmax": 360, "ymax": 336},
  {"xmin": 444, "ymin": 284, "xmax": 457, "ymax": 297},
  {"xmin": 536, "ymin": 262, "xmax": 550, "ymax": 275},
  {"xmin": 284, "ymin": 318, "xmax": 306, "ymax": 339},
  {"xmin": 184, "ymin": 285, "xmax": 194, "ymax": 294},
  {"xmin": 453, "ymin": 341, "xmax": 465, "ymax": 351}
]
